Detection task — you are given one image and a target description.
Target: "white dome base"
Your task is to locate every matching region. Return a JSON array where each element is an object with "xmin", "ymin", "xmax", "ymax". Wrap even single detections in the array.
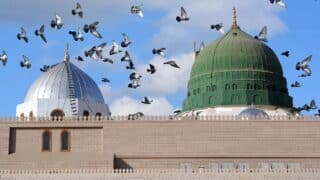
[
  {"xmin": 181, "ymin": 105, "xmax": 293, "ymax": 117},
  {"xmin": 16, "ymin": 98, "xmax": 110, "ymax": 118}
]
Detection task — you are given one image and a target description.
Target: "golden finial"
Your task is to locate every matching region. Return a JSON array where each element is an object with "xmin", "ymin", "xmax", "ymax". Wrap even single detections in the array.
[
  {"xmin": 232, "ymin": 7, "xmax": 238, "ymax": 29},
  {"xmin": 64, "ymin": 43, "xmax": 70, "ymax": 62}
]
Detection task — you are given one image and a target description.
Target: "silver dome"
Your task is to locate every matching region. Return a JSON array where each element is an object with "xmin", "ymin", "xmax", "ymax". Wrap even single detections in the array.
[
  {"xmin": 25, "ymin": 61, "xmax": 105, "ymax": 104},
  {"xmin": 239, "ymin": 107, "xmax": 269, "ymax": 118}
]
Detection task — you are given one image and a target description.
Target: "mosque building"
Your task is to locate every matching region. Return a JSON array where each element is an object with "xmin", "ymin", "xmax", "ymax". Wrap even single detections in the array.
[{"xmin": 1, "ymin": 8, "xmax": 320, "ymax": 180}]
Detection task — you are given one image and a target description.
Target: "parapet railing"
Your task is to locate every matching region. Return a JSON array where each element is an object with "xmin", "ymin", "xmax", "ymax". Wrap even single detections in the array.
[
  {"xmin": 1, "ymin": 168, "xmax": 320, "ymax": 175},
  {"xmin": 0, "ymin": 115, "xmax": 320, "ymax": 122}
]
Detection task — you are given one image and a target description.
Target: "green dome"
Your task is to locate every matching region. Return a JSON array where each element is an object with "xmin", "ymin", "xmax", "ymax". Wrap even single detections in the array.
[{"xmin": 182, "ymin": 27, "xmax": 293, "ymax": 112}]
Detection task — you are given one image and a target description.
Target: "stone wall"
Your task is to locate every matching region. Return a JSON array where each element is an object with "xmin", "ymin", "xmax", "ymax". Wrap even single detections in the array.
[{"xmin": 1, "ymin": 116, "xmax": 320, "ymax": 170}]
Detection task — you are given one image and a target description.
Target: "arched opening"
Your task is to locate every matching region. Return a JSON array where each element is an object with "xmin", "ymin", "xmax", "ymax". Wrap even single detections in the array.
[
  {"xmin": 61, "ymin": 130, "xmax": 70, "ymax": 152},
  {"xmin": 95, "ymin": 112, "xmax": 102, "ymax": 120},
  {"xmin": 50, "ymin": 109, "xmax": 65, "ymax": 119},
  {"xmin": 83, "ymin": 110, "xmax": 89, "ymax": 117},
  {"xmin": 42, "ymin": 130, "xmax": 52, "ymax": 152},
  {"xmin": 29, "ymin": 111, "xmax": 34, "ymax": 120},
  {"xmin": 20, "ymin": 113, "xmax": 24, "ymax": 120}
]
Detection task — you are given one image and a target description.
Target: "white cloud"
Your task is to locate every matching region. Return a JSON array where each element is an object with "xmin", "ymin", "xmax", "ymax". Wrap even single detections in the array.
[
  {"xmin": 110, "ymin": 96, "xmax": 174, "ymax": 115},
  {"xmin": 137, "ymin": 53, "xmax": 193, "ymax": 95}
]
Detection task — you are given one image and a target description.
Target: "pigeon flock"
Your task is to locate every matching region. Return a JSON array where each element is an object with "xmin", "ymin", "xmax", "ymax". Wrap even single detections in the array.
[{"xmin": 0, "ymin": 0, "xmax": 318, "ymax": 117}]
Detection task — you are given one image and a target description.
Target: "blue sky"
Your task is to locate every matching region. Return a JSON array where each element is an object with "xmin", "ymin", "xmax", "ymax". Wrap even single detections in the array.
[{"xmin": 0, "ymin": 0, "xmax": 319, "ymax": 116}]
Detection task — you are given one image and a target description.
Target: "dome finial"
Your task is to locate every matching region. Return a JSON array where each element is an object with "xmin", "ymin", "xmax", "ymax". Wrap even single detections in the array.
[
  {"xmin": 64, "ymin": 43, "xmax": 70, "ymax": 62},
  {"xmin": 232, "ymin": 7, "xmax": 238, "ymax": 29}
]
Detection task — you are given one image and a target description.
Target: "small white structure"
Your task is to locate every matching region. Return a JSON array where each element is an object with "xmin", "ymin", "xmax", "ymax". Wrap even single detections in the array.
[{"xmin": 16, "ymin": 46, "xmax": 110, "ymax": 118}]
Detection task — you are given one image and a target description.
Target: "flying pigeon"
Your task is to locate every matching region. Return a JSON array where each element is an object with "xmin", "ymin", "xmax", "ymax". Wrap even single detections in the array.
[
  {"xmin": 0, "ymin": 50, "xmax": 8, "ymax": 66},
  {"xmin": 101, "ymin": 78, "xmax": 110, "ymax": 83},
  {"xmin": 147, "ymin": 64, "xmax": 156, "ymax": 74},
  {"xmin": 84, "ymin": 47, "xmax": 96, "ymax": 59},
  {"xmin": 83, "ymin": 21, "xmax": 102, "ymax": 39},
  {"xmin": 176, "ymin": 7, "xmax": 189, "ymax": 22},
  {"xmin": 50, "ymin": 14, "xmax": 63, "ymax": 30},
  {"xmin": 131, "ymin": 5, "xmax": 144, "ymax": 17},
  {"xmin": 210, "ymin": 23, "xmax": 225, "ymax": 34},
  {"xmin": 152, "ymin": 48, "xmax": 166, "ymax": 57},
  {"xmin": 34, "ymin": 25, "xmax": 47, "ymax": 43},
  {"xmin": 164, "ymin": 61, "xmax": 180, "ymax": 68},
  {"xmin": 75, "ymin": 56, "xmax": 85, "ymax": 61},
  {"xmin": 296, "ymin": 55, "xmax": 312, "ymax": 77},
  {"xmin": 129, "ymin": 71, "xmax": 142, "ymax": 81},
  {"xmin": 141, "ymin": 97, "xmax": 153, "ymax": 104},
  {"xmin": 173, "ymin": 109, "xmax": 182, "ymax": 114},
  {"xmin": 194, "ymin": 42, "xmax": 205, "ymax": 57},
  {"xmin": 315, "ymin": 110, "xmax": 320, "ymax": 117},
  {"xmin": 95, "ymin": 42, "xmax": 107, "ymax": 59},
  {"xmin": 121, "ymin": 33, "xmax": 132, "ymax": 48},
  {"xmin": 121, "ymin": 51, "xmax": 132, "ymax": 62},
  {"xmin": 128, "ymin": 112, "xmax": 144, "ymax": 120},
  {"xmin": 40, "ymin": 65, "xmax": 50, "ymax": 72},
  {"xmin": 71, "ymin": 2, "xmax": 83, "ymax": 18},
  {"xmin": 128, "ymin": 79, "xmax": 140, "ymax": 89},
  {"xmin": 281, "ymin": 51, "xmax": 290, "ymax": 57},
  {"xmin": 270, "ymin": 0, "xmax": 287, "ymax": 8},
  {"xmin": 126, "ymin": 61, "xmax": 135, "ymax": 70},
  {"xmin": 291, "ymin": 81, "xmax": 301, "ymax": 88},
  {"xmin": 310, "ymin": 100, "xmax": 318, "ymax": 110},
  {"xmin": 17, "ymin": 27, "xmax": 28, "ymax": 43},
  {"xmin": 109, "ymin": 41, "xmax": 122, "ymax": 55},
  {"xmin": 20, "ymin": 55, "xmax": 32, "ymax": 69},
  {"xmin": 69, "ymin": 28, "xmax": 84, "ymax": 41},
  {"xmin": 296, "ymin": 104, "xmax": 310, "ymax": 112},
  {"xmin": 102, "ymin": 58, "xmax": 113, "ymax": 64},
  {"xmin": 255, "ymin": 26, "xmax": 268, "ymax": 42}
]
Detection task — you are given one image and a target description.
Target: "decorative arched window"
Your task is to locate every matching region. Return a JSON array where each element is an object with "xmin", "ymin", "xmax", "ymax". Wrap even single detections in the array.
[
  {"xmin": 61, "ymin": 130, "xmax": 70, "ymax": 152},
  {"xmin": 211, "ymin": 85, "xmax": 216, "ymax": 91},
  {"xmin": 225, "ymin": 84, "xmax": 230, "ymax": 90},
  {"xmin": 207, "ymin": 86, "xmax": 211, "ymax": 92},
  {"xmin": 232, "ymin": 84, "xmax": 237, "ymax": 90},
  {"xmin": 42, "ymin": 130, "xmax": 52, "ymax": 152}
]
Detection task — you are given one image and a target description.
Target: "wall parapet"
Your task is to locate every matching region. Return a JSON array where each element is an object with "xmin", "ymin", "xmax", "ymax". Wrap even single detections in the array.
[
  {"xmin": 0, "ymin": 115, "xmax": 320, "ymax": 123},
  {"xmin": 1, "ymin": 168, "xmax": 320, "ymax": 175}
]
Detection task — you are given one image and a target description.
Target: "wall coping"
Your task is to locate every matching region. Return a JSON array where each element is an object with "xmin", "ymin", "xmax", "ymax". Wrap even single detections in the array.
[
  {"xmin": 1, "ymin": 168, "xmax": 320, "ymax": 175},
  {"xmin": 0, "ymin": 115, "xmax": 320, "ymax": 123}
]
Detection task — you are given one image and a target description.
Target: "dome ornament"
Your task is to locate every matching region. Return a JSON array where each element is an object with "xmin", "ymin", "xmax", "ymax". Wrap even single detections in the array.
[
  {"xmin": 232, "ymin": 7, "xmax": 239, "ymax": 29},
  {"xmin": 64, "ymin": 44, "xmax": 70, "ymax": 62}
]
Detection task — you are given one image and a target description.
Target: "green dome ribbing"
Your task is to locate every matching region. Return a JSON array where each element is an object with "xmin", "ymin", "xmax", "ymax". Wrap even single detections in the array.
[{"xmin": 182, "ymin": 28, "xmax": 293, "ymax": 112}]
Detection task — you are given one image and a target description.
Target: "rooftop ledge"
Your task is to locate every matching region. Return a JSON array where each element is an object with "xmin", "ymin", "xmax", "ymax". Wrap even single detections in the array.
[
  {"xmin": 0, "ymin": 115, "xmax": 319, "ymax": 123},
  {"xmin": 1, "ymin": 168, "xmax": 320, "ymax": 174}
]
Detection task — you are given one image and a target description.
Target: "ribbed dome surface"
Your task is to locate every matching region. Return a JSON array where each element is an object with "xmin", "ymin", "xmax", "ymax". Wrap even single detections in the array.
[
  {"xmin": 183, "ymin": 27, "xmax": 293, "ymax": 112},
  {"xmin": 25, "ymin": 61, "xmax": 105, "ymax": 104},
  {"xmin": 191, "ymin": 28, "xmax": 283, "ymax": 77}
]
